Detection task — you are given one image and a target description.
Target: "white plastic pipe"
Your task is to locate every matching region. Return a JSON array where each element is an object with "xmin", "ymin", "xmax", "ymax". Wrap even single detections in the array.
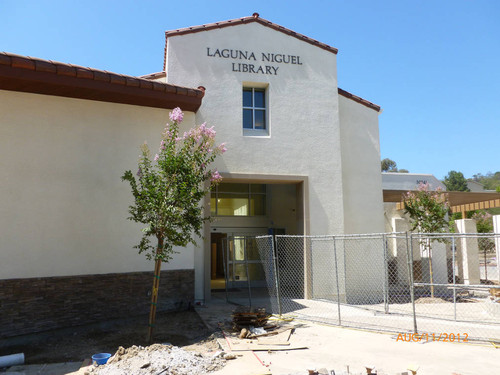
[{"xmin": 0, "ymin": 353, "xmax": 25, "ymax": 367}]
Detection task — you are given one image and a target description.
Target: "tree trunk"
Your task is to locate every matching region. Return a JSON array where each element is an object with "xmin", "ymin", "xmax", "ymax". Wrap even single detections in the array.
[{"xmin": 147, "ymin": 236, "xmax": 163, "ymax": 344}]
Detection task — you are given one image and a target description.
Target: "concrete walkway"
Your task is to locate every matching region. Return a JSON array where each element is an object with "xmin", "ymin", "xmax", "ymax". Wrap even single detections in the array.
[{"xmin": 198, "ymin": 296, "xmax": 500, "ymax": 375}]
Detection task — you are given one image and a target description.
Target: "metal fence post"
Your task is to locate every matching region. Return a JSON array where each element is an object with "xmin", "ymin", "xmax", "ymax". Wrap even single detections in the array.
[
  {"xmin": 383, "ymin": 234, "xmax": 389, "ymax": 314},
  {"xmin": 452, "ymin": 235, "xmax": 457, "ymax": 321},
  {"xmin": 332, "ymin": 236, "xmax": 342, "ymax": 325},
  {"xmin": 272, "ymin": 235, "xmax": 282, "ymax": 316},
  {"xmin": 244, "ymin": 237, "xmax": 252, "ymax": 308},
  {"xmin": 406, "ymin": 232, "xmax": 418, "ymax": 333},
  {"xmin": 221, "ymin": 238, "xmax": 229, "ymax": 303}
]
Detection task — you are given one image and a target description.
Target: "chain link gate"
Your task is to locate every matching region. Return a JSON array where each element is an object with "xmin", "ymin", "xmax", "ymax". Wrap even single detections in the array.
[{"xmin": 249, "ymin": 232, "xmax": 500, "ymax": 343}]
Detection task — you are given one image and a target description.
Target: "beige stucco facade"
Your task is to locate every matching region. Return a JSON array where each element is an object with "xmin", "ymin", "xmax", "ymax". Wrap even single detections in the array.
[
  {"xmin": 0, "ymin": 90, "xmax": 197, "ymax": 280},
  {"xmin": 164, "ymin": 21, "xmax": 384, "ymax": 300},
  {"xmin": 1, "ymin": 16, "xmax": 385, "ymax": 306}
]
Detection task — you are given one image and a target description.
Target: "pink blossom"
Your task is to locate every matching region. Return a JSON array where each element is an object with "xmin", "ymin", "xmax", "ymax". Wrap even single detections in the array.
[
  {"xmin": 204, "ymin": 126, "xmax": 216, "ymax": 138},
  {"xmin": 417, "ymin": 182, "xmax": 429, "ymax": 192},
  {"xmin": 217, "ymin": 142, "xmax": 227, "ymax": 153},
  {"xmin": 169, "ymin": 107, "xmax": 184, "ymax": 123},
  {"xmin": 162, "ymin": 124, "xmax": 173, "ymax": 140},
  {"xmin": 210, "ymin": 170, "xmax": 222, "ymax": 183},
  {"xmin": 154, "ymin": 154, "xmax": 159, "ymax": 161}
]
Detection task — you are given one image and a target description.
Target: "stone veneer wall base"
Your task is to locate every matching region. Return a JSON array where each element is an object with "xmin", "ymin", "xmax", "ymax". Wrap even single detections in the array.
[{"xmin": 0, "ymin": 269, "xmax": 194, "ymax": 338}]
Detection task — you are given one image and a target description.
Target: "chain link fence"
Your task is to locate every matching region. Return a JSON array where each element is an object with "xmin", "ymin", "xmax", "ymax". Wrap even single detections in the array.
[{"xmin": 247, "ymin": 232, "xmax": 500, "ymax": 343}]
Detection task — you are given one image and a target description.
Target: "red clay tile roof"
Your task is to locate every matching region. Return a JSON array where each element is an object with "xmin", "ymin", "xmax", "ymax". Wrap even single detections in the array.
[
  {"xmin": 0, "ymin": 52, "xmax": 203, "ymax": 111},
  {"xmin": 163, "ymin": 13, "xmax": 338, "ymax": 70},
  {"xmin": 338, "ymin": 87, "xmax": 381, "ymax": 112},
  {"xmin": 140, "ymin": 71, "xmax": 167, "ymax": 80}
]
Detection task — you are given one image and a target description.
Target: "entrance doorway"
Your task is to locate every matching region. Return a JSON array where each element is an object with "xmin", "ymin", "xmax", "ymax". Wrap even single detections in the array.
[
  {"xmin": 210, "ymin": 230, "xmax": 267, "ymax": 290},
  {"xmin": 210, "ymin": 233, "xmax": 227, "ymax": 290}
]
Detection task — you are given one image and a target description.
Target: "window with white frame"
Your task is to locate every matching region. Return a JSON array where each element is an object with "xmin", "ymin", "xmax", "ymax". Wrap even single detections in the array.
[{"xmin": 243, "ymin": 88, "xmax": 266, "ymax": 131}]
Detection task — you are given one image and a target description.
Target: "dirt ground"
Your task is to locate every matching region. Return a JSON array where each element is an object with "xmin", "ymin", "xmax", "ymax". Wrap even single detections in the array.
[{"xmin": 0, "ymin": 310, "xmax": 220, "ymax": 365}]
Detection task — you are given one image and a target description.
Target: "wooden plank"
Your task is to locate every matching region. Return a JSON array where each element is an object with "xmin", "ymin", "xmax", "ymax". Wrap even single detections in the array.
[
  {"xmin": 257, "ymin": 341, "xmax": 290, "ymax": 346},
  {"xmin": 231, "ymin": 345, "xmax": 308, "ymax": 352}
]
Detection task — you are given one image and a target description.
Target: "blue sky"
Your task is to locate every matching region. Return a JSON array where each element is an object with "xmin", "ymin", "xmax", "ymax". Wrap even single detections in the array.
[{"xmin": 1, "ymin": 0, "xmax": 498, "ymax": 180}]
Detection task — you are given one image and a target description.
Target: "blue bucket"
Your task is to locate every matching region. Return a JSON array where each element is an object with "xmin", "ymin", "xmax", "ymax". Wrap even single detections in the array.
[{"xmin": 92, "ymin": 353, "xmax": 112, "ymax": 365}]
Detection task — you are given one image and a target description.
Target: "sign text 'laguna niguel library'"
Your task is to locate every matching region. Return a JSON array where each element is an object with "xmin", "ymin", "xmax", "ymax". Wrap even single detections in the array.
[{"xmin": 206, "ymin": 47, "xmax": 303, "ymax": 75}]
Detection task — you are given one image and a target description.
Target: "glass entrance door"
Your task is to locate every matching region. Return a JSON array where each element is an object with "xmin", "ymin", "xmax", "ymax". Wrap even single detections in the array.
[{"xmin": 225, "ymin": 235, "xmax": 266, "ymax": 288}]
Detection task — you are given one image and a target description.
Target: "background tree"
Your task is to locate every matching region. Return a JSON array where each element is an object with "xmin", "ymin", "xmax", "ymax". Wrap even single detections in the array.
[
  {"xmin": 404, "ymin": 182, "xmax": 449, "ymax": 297},
  {"xmin": 443, "ymin": 170, "xmax": 469, "ymax": 192},
  {"xmin": 471, "ymin": 210, "xmax": 495, "ymax": 281},
  {"xmin": 381, "ymin": 158, "xmax": 409, "ymax": 173},
  {"xmin": 122, "ymin": 108, "xmax": 226, "ymax": 342},
  {"xmin": 381, "ymin": 158, "xmax": 397, "ymax": 172},
  {"xmin": 472, "ymin": 171, "xmax": 500, "ymax": 191}
]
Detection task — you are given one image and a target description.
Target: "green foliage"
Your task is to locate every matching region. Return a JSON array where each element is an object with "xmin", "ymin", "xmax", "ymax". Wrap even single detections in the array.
[
  {"xmin": 404, "ymin": 183, "xmax": 449, "ymax": 297},
  {"xmin": 471, "ymin": 210, "xmax": 494, "ymax": 233},
  {"xmin": 381, "ymin": 158, "xmax": 409, "ymax": 173},
  {"xmin": 121, "ymin": 108, "xmax": 225, "ymax": 261},
  {"xmin": 404, "ymin": 183, "xmax": 450, "ymax": 236},
  {"xmin": 381, "ymin": 158, "xmax": 397, "ymax": 172},
  {"xmin": 472, "ymin": 171, "xmax": 500, "ymax": 191},
  {"xmin": 443, "ymin": 170, "xmax": 469, "ymax": 192}
]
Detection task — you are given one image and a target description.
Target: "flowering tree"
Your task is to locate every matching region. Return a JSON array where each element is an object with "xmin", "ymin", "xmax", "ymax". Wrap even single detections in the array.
[
  {"xmin": 471, "ymin": 210, "xmax": 493, "ymax": 234},
  {"xmin": 471, "ymin": 210, "xmax": 495, "ymax": 281},
  {"xmin": 404, "ymin": 182, "xmax": 449, "ymax": 297},
  {"xmin": 121, "ymin": 108, "xmax": 226, "ymax": 342}
]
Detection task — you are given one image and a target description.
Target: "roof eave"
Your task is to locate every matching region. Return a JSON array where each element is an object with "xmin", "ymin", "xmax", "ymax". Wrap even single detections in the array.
[
  {"xmin": 0, "ymin": 53, "xmax": 203, "ymax": 111},
  {"xmin": 163, "ymin": 13, "xmax": 338, "ymax": 70},
  {"xmin": 338, "ymin": 87, "xmax": 381, "ymax": 112}
]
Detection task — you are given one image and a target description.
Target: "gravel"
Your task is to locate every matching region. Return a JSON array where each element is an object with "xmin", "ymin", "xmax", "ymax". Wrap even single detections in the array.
[{"xmin": 85, "ymin": 344, "xmax": 226, "ymax": 375}]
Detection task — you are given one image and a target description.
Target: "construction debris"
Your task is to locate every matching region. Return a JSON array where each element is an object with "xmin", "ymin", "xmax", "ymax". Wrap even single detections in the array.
[
  {"xmin": 489, "ymin": 288, "xmax": 500, "ymax": 299},
  {"xmin": 239, "ymin": 328, "xmax": 250, "ymax": 339},
  {"xmin": 307, "ymin": 368, "xmax": 329, "ymax": 375},
  {"xmin": 232, "ymin": 307, "xmax": 270, "ymax": 329},
  {"xmin": 84, "ymin": 344, "xmax": 225, "ymax": 375}
]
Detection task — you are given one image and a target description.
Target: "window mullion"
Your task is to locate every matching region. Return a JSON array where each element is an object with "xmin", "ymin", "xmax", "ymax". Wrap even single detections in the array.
[
  {"xmin": 252, "ymin": 88, "xmax": 255, "ymax": 130},
  {"xmin": 253, "ymin": 107, "xmax": 256, "ymax": 130}
]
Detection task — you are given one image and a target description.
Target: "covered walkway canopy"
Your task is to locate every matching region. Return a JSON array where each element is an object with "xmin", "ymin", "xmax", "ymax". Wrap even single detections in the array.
[{"xmin": 384, "ymin": 190, "xmax": 500, "ymax": 218}]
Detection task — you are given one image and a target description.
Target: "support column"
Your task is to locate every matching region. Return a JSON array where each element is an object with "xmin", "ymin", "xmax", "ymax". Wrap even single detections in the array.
[
  {"xmin": 430, "ymin": 242, "xmax": 448, "ymax": 296},
  {"xmin": 493, "ymin": 215, "xmax": 500, "ymax": 283},
  {"xmin": 391, "ymin": 218, "xmax": 411, "ymax": 284},
  {"xmin": 454, "ymin": 219, "xmax": 480, "ymax": 285}
]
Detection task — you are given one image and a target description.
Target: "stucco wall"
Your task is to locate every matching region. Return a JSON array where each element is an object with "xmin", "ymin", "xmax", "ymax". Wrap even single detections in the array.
[
  {"xmin": 339, "ymin": 95, "xmax": 384, "ymax": 234},
  {"xmin": 166, "ymin": 22, "xmax": 344, "ymax": 236},
  {"xmin": 338, "ymin": 95, "xmax": 385, "ymax": 302},
  {"xmin": 165, "ymin": 23, "xmax": 345, "ymax": 300},
  {"xmin": 0, "ymin": 90, "xmax": 197, "ymax": 280}
]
